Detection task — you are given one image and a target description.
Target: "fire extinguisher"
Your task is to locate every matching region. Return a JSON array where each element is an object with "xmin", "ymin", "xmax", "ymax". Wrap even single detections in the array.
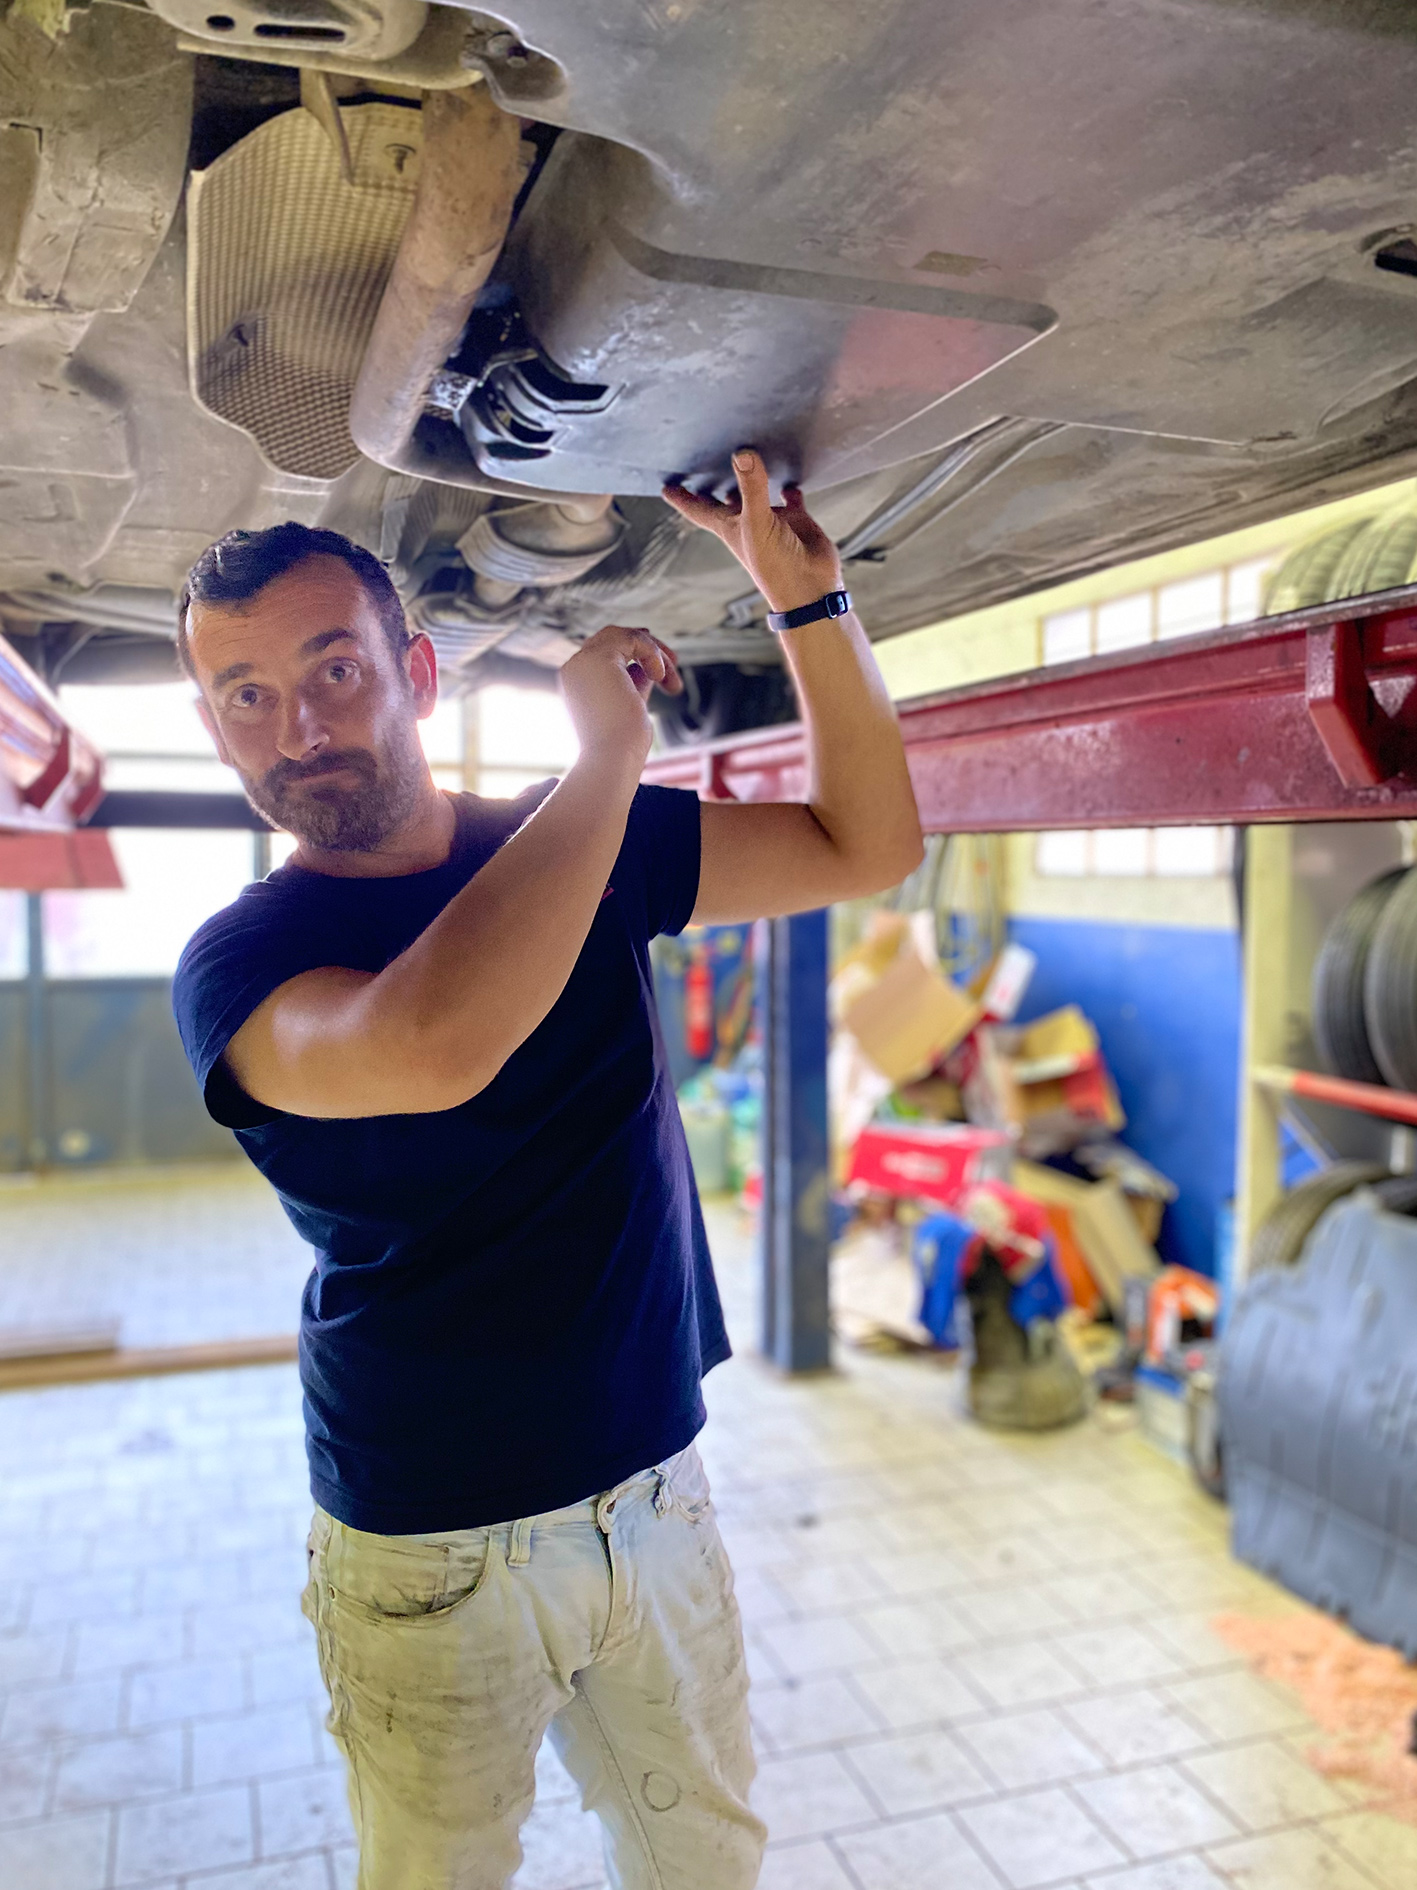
[{"xmin": 685, "ymin": 946, "xmax": 714, "ymax": 1061}]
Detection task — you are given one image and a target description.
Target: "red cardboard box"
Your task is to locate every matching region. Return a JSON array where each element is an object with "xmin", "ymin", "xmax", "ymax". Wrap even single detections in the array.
[{"xmin": 847, "ymin": 1123, "xmax": 1013, "ymax": 1207}]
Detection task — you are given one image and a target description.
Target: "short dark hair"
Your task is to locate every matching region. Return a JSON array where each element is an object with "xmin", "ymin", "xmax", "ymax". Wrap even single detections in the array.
[{"xmin": 177, "ymin": 522, "xmax": 408, "ymax": 680}]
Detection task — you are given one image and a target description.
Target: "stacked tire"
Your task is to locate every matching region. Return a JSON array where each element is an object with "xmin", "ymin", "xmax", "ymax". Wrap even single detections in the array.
[
  {"xmin": 1362, "ymin": 867, "xmax": 1417, "ymax": 1091},
  {"xmin": 1310, "ymin": 863, "xmax": 1417, "ymax": 1092},
  {"xmin": 1251, "ymin": 864, "xmax": 1417, "ymax": 1273}
]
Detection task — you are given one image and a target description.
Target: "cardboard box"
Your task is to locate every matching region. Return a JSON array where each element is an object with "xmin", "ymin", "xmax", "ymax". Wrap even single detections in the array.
[
  {"xmin": 1015, "ymin": 1005, "xmax": 1098, "ymax": 1066},
  {"xmin": 848, "ymin": 1122, "xmax": 1013, "ymax": 1208},
  {"xmin": 1012, "ymin": 1160, "xmax": 1159, "ymax": 1313},
  {"xmin": 840, "ymin": 947, "xmax": 981, "ymax": 1086}
]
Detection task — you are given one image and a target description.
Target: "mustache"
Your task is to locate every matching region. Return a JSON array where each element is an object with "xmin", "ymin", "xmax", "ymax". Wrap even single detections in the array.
[{"xmin": 262, "ymin": 749, "xmax": 379, "ymax": 799}]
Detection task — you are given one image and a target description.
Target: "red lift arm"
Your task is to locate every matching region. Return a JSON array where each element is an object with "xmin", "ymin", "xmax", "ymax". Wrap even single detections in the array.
[
  {"xmin": 0, "ymin": 634, "xmax": 121, "ymax": 890},
  {"xmin": 643, "ymin": 586, "xmax": 1417, "ymax": 830}
]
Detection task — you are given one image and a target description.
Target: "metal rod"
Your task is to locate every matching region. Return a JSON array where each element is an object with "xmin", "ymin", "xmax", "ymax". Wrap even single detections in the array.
[
  {"xmin": 1252, "ymin": 1062, "xmax": 1417, "ymax": 1128},
  {"xmin": 23, "ymin": 892, "xmax": 47, "ymax": 1168}
]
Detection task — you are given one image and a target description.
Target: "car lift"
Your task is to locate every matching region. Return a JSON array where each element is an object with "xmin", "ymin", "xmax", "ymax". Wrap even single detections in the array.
[{"xmin": 644, "ymin": 584, "xmax": 1417, "ymax": 1371}]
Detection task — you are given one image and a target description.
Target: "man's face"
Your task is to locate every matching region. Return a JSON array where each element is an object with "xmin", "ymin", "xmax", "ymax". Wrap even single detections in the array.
[{"xmin": 187, "ymin": 555, "xmax": 436, "ymax": 852}]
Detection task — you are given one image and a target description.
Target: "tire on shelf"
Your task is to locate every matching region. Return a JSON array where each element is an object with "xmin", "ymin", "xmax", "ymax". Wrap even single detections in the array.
[
  {"xmin": 1249, "ymin": 1162, "xmax": 1389, "ymax": 1276},
  {"xmin": 1364, "ymin": 866, "xmax": 1417, "ymax": 1091},
  {"xmin": 1312, "ymin": 868, "xmax": 1406, "ymax": 1083},
  {"xmin": 1371, "ymin": 1173, "xmax": 1417, "ymax": 1217}
]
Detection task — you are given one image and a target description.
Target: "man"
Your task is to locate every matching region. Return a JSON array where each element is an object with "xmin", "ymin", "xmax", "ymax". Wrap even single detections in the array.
[{"xmin": 172, "ymin": 449, "xmax": 923, "ymax": 1889}]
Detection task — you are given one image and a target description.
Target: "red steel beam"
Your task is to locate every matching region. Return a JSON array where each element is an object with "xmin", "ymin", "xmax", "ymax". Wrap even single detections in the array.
[
  {"xmin": 643, "ymin": 586, "xmax": 1417, "ymax": 830},
  {"xmin": 0, "ymin": 634, "xmax": 106, "ymax": 834},
  {"xmin": 0, "ymin": 633, "xmax": 119, "ymax": 889}
]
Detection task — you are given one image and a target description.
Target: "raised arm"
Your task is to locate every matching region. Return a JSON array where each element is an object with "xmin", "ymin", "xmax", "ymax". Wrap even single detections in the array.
[
  {"xmin": 662, "ymin": 451, "xmax": 924, "ymax": 923},
  {"xmin": 224, "ymin": 627, "xmax": 680, "ymax": 1119}
]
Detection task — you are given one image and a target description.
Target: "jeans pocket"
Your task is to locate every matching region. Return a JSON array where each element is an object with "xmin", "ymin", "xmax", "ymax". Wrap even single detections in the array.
[
  {"xmin": 666, "ymin": 1444, "xmax": 713, "ymax": 1523},
  {"xmin": 325, "ymin": 1525, "xmax": 494, "ymax": 1624}
]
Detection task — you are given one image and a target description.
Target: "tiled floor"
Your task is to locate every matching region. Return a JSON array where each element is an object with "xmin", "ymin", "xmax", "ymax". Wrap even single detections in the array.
[{"xmin": 1, "ymin": 1167, "xmax": 1414, "ymax": 1889}]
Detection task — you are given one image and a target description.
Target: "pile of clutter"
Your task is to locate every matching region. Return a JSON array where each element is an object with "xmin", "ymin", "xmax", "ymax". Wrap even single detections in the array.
[{"xmin": 831, "ymin": 911, "xmax": 1220, "ymax": 1443}]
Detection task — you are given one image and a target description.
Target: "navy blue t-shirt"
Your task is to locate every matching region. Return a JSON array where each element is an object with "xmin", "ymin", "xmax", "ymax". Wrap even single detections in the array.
[{"xmin": 172, "ymin": 783, "xmax": 729, "ymax": 1535}]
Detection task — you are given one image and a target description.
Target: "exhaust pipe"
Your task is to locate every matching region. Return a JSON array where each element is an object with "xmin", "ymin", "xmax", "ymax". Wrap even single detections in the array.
[
  {"xmin": 349, "ymin": 83, "xmax": 524, "ymax": 487},
  {"xmin": 350, "ymin": 83, "xmax": 604, "ymax": 511}
]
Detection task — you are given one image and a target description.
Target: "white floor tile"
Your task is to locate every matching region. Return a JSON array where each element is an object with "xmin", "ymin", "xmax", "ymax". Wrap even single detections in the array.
[
  {"xmin": 1049, "ymin": 1623, "xmax": 1185, "ymax": 1689},
  {"xmin": 0, "ymin": 1809, "xmax": 111, "ymax": 1890},
  {"xmin": 751, "ymin": 1676, "xmax": 883, "ymax": 1753},
  {"xmin": 1323, "ymin": 1809, "xmax": 1417, "ymax": 1890},
  {"xmin": 1204, "ymin": 1825, "xmax": 1380, "ymax": 1889},
  {"xmin": 1060, "ymin": 1687, "xmax": 1212, "ymax": 1767},
  {"xmin": 192, "ymin": 1701, "xmax": 319, "ymax": 1786},
  {"xmin": 1073, "ymin": 1761, "xmax": 1240, "ymax": 1857},
  {"xmin": 52, "ymin": 1727, "xmax": 183, "ymax": 1811},
  {"xmin": 1163, "ymin": 1671, "xmax": 1313, "ymax": 1743},
  {"xmin": 1081, "ymin": 1861, "xmax": 1230, "ymax": 1890},
  {"xmin": 847, "ymin": 1656, "xmax": 987, "ymax": 1731},
  {"xmin": 114, "ymin": 1784, "xmax": 254, "ymax": 1883},
  {"xmin": 844, "ymin": 1726, "xmax": 995, "ymax": 1816},
  {"xmin": 957, "ymin": 1705, "xmax": 1110, "ymax": 1790},
  {"xmin": 756, "ymin": 1838, "xmax": 857, "ymax": 1890},
  {"xmin": 752, "ymin": 1750, "xmax": 877, "ymax": 1842},
  {"xmin": 510, "ymin": 1795, "xmax": 605, "ymax": 1890},
  {"xmin": 959, "ymin": 1786, "xmax": 1128, "ymax": 1888},
  {"xmin": 956, "ymin": 1640, "xmax": 1087, "ymax": 1710},
  {"xmin": 756, "ymin": 1614, "xmax": 886, "ymax": 1680},
  {"xmin": 837, "ymin": 1808, "xmax": 1006, "ymax": 1890},
  {"xmin": 1182, "ymin": 1739, "xmax": 1347, "ymax": 1831}
]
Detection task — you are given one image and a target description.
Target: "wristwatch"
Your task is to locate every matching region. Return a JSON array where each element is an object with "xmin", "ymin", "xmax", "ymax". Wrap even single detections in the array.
[{"xmin": 765, "ymin": 589, "xmax": 853, "ymax": 633}]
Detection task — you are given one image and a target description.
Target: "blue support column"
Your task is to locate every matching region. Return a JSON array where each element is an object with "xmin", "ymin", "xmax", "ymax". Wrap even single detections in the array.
[
  {"xmin": 24, "ymin": 892, "xmax": 48, "ymax": 1169},
  {"xmin": 760, "ymin": 908, "xmax": 831, "ymax": 1372}
]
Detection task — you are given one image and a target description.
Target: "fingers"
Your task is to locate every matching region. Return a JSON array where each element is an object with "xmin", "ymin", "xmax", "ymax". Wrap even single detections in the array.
[
  {"xmin": 730, "ymin": 448, "xmax": 773, "ymax": 536},
  {"xmin": 589, "ymin": 624, "xmax": 676, "ymax": 693},
  {"xmin": 661, "ymin": 481, "xmax": 734, "ymax": 538},
  {"xmin": 651, "ymin": 634, "xmax": 684, "ymax": 696}
]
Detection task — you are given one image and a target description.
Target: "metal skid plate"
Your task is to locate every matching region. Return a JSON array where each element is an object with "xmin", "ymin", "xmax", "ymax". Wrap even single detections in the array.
[
  {"xmin": 187, "ymin": 103, "xmax": 422, "ymax": 481},
  {"xmin": 1219, "ymin": 1192, "xmax": 1417, "ymax": 1656},
  {"xmin": 493, "ymin": 138, "xmax": 1053, "ymax": 498}
]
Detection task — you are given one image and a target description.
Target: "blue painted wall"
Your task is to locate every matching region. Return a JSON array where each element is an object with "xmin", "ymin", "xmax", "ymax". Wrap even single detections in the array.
[{"xmin": 1008, "ymin": 918, "xmax": 1242, "ymax": 1277}]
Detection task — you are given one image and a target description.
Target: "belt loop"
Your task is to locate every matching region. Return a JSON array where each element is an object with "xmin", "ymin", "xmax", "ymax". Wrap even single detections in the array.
[
  {"xmin": 508, "ymin": 1517, "xmax": 533, "ymax": 1567},
  {"xmin": 653, "ymin": 1468, "xmax": 672, "ymax": 1518}
]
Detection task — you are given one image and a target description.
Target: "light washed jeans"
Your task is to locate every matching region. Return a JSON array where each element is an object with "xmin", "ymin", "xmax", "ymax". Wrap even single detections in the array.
[{"xmin": 302, "ymin": 1445, "xmax": 765, "ymax": 1890}]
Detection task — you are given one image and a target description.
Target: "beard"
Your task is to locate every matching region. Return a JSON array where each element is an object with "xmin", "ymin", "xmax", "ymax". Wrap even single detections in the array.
[{"xmin": 240, "ymin": 735, "xmax": 426, "ymax": 852}]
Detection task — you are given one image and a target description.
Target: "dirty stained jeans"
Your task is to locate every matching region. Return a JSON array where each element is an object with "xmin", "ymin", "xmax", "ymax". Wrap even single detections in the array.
[{"xmin": 302, "ymin": 1445, "xmax": 765, "ymax": 1890}]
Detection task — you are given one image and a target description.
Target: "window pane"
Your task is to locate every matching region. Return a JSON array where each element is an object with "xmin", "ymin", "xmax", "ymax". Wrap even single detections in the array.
[
  {"xmin": 1035, "ymin": 830, "xmax": 1089, "ymax": 876},
  {"xmin": 61, "ymin": 683, "xmax": 209, "ymax": 757},
  {"xmin": 1157, "ymin": 572, "xmax": 1223, "ymax": 640},
  {"xmin": 44, "ymin": 830, "xmax": 254, "ymax": 978},
  {"xmin": 1226, "ymin": 557, "xmax": 1275, "ymax": 624},
  {"xmin": 419, "ymin": 695, "xmax": 465, "ymax": 766},
  {"xmin": 0, "ymin": 893, "xmax": 26, "ymax": 978},
  {"xmin": 102, "ymin": 756, "xmax": 236, "ymax": 794},
  {"xmin": 1092, "ymin": 828, "xmax": 1151, "ymax": 875},
  {"xmin": 479, "ymin": 767, "xmax": 557, "ymax": 800},
  {"xmin": 1153, "ymin": 826, "xmax": 1223, "ymax": 875},
  {"xmin": 1094, "ymin": 592, "xmax": 1153, "ymax": 653},
  {"xmin": 1041, "ymin": 608, "xmax": 1091, "ymax": 665},
  {"xmin": 478, "ymin": 686, "xmax": 578, "ymax": 769}
]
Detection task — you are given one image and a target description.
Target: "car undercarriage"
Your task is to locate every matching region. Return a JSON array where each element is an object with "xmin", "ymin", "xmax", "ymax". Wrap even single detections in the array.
[{"xmin": 6, "ymin": 0, "xmax": 1417, "ymax": 740}]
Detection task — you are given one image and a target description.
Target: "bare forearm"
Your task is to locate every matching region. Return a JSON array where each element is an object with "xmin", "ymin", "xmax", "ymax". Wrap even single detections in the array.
[
  {"xmin": 353, "ymin": 753, "xmax": 639, "ymax": 1098},
  {"xmin": 778, "ymin": 610, "xmax": 923, "ymax": 885}
]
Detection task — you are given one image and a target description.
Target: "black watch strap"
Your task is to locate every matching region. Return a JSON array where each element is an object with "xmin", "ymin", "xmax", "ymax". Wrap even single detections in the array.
[{"xmin": 766, "ymin": 589, "xmax": 853, "ymax": 633}]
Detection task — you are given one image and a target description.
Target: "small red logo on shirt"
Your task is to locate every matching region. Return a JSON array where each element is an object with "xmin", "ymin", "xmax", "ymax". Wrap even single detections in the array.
[{"xmin": 600, "ymin": 885, "xmax": 614, "ymax": 902}]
